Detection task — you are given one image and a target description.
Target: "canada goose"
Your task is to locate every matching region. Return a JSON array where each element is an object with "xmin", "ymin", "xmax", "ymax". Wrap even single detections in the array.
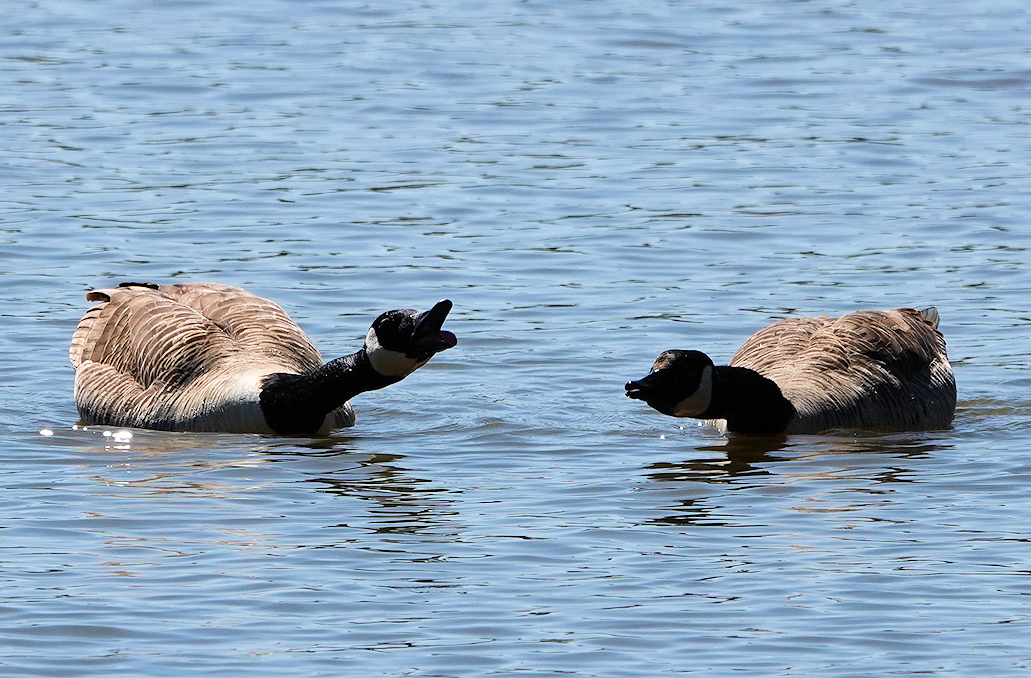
[
  {"xmin": 625, "ymin": 307, "xmax": 956, "ymax": 436},
  {"xmin": 70, "ymin": 282, "xmax": 457, "ymax": 435}
]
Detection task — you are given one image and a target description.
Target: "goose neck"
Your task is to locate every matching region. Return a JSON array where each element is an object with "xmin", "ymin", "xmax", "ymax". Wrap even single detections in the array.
[
  {"xmin": 701, "ymin": 366, "xmax": 796, "ymax": 436},
  {"xmin": 260, "ymin": 349, "xmax": 399, "ymax": 434}
]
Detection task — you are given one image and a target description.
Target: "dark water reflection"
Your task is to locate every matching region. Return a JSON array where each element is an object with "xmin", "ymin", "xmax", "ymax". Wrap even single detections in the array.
[
  {"xmin": 647, "ymin": 432, "xmax": 950, "ymax": 483},
  {"xmin": 304, "ymin": 454, "xmax": 459, "ymax": 537},
  {"xmin": 644, "ymin": 432, "xmax": 955, "ymax": 528}
]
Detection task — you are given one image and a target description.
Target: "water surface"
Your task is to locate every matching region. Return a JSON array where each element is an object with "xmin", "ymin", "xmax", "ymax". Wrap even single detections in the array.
[{"xmin": 3, "ymin": 0, "xmax": 1031, "ymax": 676}]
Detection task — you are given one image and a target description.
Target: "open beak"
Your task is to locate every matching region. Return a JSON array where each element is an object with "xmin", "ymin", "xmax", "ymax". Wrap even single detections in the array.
[
  {"xmin": 408, "ymin": 299, "xmax": 458, "ymax": 358},
  {"xmin": 625, "ymin": 373, "xmax": 657, "ymax": 401},
  {"xmin": 625, "ymin": 371, "xmax": 675, "ymax": 415}
]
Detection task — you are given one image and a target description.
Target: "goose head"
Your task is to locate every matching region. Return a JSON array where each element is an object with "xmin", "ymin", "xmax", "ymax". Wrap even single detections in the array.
[
  {"xmin": 625, "ymin": 350, "xmax": 715, "ymax": 417},
  {"xmin": 364, "ymin": 299, "xmax": 458, "ymax": 378}
]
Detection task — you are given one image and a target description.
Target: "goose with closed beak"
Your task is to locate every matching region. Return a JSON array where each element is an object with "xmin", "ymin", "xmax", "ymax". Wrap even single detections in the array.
[
  {"xmin": 70, "ymin": 282, "xmax": 457, "ymax": 434},
  {"xmin": 625, "ymin": 307, "xmax": 956, "ymax": 436}
]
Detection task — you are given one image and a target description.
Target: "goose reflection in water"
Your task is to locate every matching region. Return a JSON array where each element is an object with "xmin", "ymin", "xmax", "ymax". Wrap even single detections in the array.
[{"xmin": 644, "ymin": 434, "xmax": 954, "ymax": 528}]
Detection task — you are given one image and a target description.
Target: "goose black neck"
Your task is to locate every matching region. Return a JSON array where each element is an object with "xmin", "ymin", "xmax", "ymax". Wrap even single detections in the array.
[
  {"xmin": 699, "ymin": 366, "xmax": 796, "ymax": 436},
  {"xmin": 259, "ymin": 349, "xmax": 399, "ymax": 435}
]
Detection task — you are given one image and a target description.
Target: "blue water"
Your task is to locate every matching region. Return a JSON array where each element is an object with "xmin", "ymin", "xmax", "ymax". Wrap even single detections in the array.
[{"xmin": 4, "ymin": 0, "xmax": 1031, "ymax": 675}]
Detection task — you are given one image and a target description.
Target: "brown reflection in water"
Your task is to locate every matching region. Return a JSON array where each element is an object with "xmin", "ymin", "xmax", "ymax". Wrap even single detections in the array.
[
  {"xmin": 72, "ymin": 427, "xmax": 443, "ymax": 510},
  {"xmin": 70, "ymin": 424, "xmax": 460, "ymax": 538}
]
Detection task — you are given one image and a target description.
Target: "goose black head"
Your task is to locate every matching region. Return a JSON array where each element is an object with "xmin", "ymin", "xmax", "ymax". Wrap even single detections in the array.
[
  {"xmin": 365, "ymin": 299, "xmax": 458, "ymax": 377},
  {"xmin": 625, "ymin": 350, "xmax": 715, "ymax": 417}
]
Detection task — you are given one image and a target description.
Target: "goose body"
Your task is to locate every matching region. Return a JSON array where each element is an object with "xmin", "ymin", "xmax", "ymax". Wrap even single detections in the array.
[
  {"xmin": 70, "ymin": 282, "xmax": 457, "ymax": 435},
  {"xmin": 625, "ymin": 307, "xmax": 956, "ymax": 436}
]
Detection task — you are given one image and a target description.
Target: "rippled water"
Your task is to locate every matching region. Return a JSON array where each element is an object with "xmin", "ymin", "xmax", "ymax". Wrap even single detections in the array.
[{"xmin": 4, "ymin": 0, "xmax": 1031, "ymax": 675}]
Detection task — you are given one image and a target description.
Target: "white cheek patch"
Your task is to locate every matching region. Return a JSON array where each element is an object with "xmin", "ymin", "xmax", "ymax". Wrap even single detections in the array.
[
  {"xmin": 365, "ymin": 327, "xmax": 426, "ymax": 377},
  {"xmin": 672, "ymin": 365, "xmax": 713, "ymax": 417}
]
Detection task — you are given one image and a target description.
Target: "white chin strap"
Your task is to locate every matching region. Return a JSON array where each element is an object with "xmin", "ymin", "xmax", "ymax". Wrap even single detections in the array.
[
  {"xmin": 672, "ymin": 364, "xmax": 713, "ymax": 417},
  {"xmin": 365, "ymin": 327, "xmax": 428, "ymax": 377}
]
